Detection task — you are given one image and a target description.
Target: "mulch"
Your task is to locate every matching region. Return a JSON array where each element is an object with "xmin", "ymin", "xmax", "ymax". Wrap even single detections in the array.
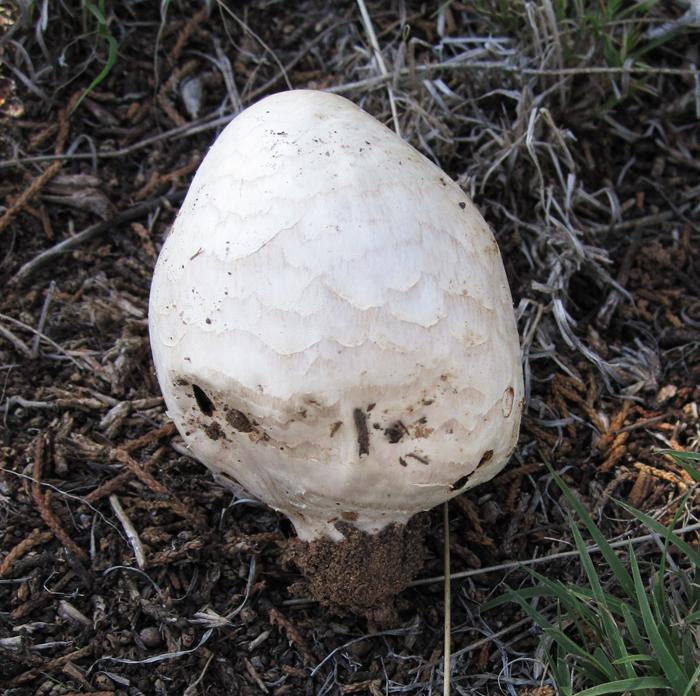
[{"xmin": 1, "ymin": 1, "xmax": 698, "ymax": 694}]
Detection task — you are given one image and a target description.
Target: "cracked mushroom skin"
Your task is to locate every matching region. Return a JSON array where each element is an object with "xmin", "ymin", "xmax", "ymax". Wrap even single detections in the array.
[{"xmin": 149, "ymin": 89, "xmax": 523, "ymax": 544}]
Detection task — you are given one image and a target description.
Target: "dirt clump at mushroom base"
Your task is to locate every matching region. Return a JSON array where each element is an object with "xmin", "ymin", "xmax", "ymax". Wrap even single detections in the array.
[{"xmin": 286, "ymin": 516, "xmax": 428, "ymax": 623}]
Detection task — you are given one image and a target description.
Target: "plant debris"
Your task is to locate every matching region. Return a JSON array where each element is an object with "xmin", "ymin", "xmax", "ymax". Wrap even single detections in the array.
[{"xmin": 1, "ymin": 1, "xmax": 698, "ymax": 693}]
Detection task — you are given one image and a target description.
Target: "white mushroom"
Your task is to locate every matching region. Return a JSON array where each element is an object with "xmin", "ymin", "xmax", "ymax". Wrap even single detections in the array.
[{"xmin": 149, "ymin": 89, "xmax": 523, "ymax": 604}]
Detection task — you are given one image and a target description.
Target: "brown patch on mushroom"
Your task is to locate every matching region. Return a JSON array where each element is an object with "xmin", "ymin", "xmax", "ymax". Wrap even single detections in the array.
[
  {"xmin": 226, "ymin": 408, "xmax": 254, "ymax": 433},
  {"xmin": 406, "ymin": 453, "xmax": 429, "ymax": 465},
  {"xmin": 451, "ymin": 474, "xmax": 470, "ymax": 490},
  {"xmin": 502, "ymin": 386, "xmax": 515, "ymax": 417},
  {"xmin": 479, "ymin": 449, "xmax": 494, "ymax": 466},
  {"xmin": 204, "ymin": 421, "xmax": 224, "ymax": 440},
  {"xmin": 398, "ymin": 457, "xmax": 408, "ymax": 467},
  {"xmin": 384, "ymin": 421, "xmax": 407, "ymax": 444},
  {"xmin": 341, "ymin": 511, "xmax": 358, "ymax": 521},
  {"xmin": 217, "ymin": 471, "xmax": 240, "ymax": 486},
  {"xmin": 412, "ymin": 418, "xmax": 433, "ymax": 439},
  {"xmin": 192, "ymin": 384, "xmax": 214, "ymax": 416},
  {"xmin": 353, "ymin": 408, "xmax": 370, "ymax": 456},
  {"xmin": 248, "ymin": 428, "xmax": 270, "ymax": 444},
  {"xmin": 329, "ymin": 421, "xmax": 342, "ymax": 437}
]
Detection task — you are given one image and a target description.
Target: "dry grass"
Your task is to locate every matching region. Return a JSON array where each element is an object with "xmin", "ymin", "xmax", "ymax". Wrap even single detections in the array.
[{"xmin": 1, "ymin": 1, "xmax": 699, "ymax": 694}]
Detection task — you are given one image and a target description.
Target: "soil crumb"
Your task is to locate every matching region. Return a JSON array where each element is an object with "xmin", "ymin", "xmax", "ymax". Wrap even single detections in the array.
[{"xmin": 287, "ymin": 516, "xmax": 428, "ymax": 624}]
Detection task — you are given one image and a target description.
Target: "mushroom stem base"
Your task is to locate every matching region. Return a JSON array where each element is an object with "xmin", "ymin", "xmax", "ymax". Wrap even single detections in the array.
[{"xmin": 287, "ymin": 515, "xmax": 428, "ymax": 623}]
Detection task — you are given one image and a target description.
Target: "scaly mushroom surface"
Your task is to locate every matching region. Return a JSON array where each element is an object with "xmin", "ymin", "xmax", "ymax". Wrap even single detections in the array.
[{"xmin": 149, "ymin": 89, "xmax": 523, "ymax": 609}]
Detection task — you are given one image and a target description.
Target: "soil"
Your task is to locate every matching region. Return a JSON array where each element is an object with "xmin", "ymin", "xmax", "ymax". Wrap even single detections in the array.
[
  {"xmin": 287, "ymin": 517, "xmax": 428, "ymax": 625},
  {"xmin": 0, "ymin": 1, "xmax": 698, "ymax": 694}
]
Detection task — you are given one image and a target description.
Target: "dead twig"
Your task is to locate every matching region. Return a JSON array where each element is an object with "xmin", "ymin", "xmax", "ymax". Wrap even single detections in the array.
[
  {"xmin": 0, "ymin": 161, "xmax": 62, "ymax": 235},
  {"xmin": 121, "ymin": 422, "xmax": 176, "ymax": 452},
  {"xmin": 85, "ymin": 446, "xmax": 167, "ymax": 504},
  {"xmin": 328, "ymin": 61, "xmax": 700, "ymax": 95},
  {"xmin": 168, "ymin": 7, "xmax": 209, "ymax": 66},
  {"xmin": 268, "ymin": 607, "xmax": 316, "ymax": 667},
  {"xmin": 0, "ymin": 528, "xmax": 53, "ymax": 578},
  {"xmin": 133, "ymin": 153, "xmax": 200, "ymax": 201},
  {"xmin": 0, "ymin": 322, "xmax": 33, "ymax": 358},
  {"xmin": 411, "ymin": 523, "xmax": 700, "ymax": 587},
  {"xmin": 0, "ymin": 312, "xmax": 82, "ymax": 367},
  {"xmin": 633, "ymin": 461, "xmax": 688, "ymax": 493},
  {"xmin": 442, "ymin": 502, "xmax": 451, "ymax": 696},
  {"xmin": 244, "ymin": 656, "xmax": 269, "ymax": 693},
  {"xmin": 9, "ymin": 645, "xmax": 93, "ymax": 686},
  {"xmin": 149, "ymin": 539, "xmax": 205, "ymax": 566},
  {"xmin": 109, "ymin": 494, "xmax": 147, "ymax": 569},
  {"xmin": 109, "ymin": 448, "xmax": 170, "ymax": 497},
  {"xmin": 341, "ymin": 680, "xmax": 383, "ymax": 694},
  {"xmin": 54, "ymin": 91, "xmax": 81, "ymax": 155},
  {"xmin": 10, "ymin": 189, "xmax": 185, "ymax": 285},
  {"xmin": 356, "ymin": 0, "xmax": 400, "ymax": 136},
  {"xmin": 107, "ymin": 449, "xmax": 206, "ymax": 527},
  {"xmin": 32, "ymin": 280, "xmax": 56, "ymax": 358},
  {"xmin": 31, "ymin": 436, "xmax": 87, "ymax": 561},
  {"xmin": 628, "ymin": 468, "xmax": 653, "ymax": 508}
]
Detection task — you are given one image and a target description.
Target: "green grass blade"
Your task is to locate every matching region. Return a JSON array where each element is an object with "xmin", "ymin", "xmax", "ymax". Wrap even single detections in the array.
[
  {"xmin": 569, "ymin": 520, "xmax": 635, "ymax": 679},
  {"xmin": 71, "ymin": 9, "xmax": 120, "ymax": 115},
  {"xmin": 620, "ymin": 602, "xmax": 648, "ymax": 656},
  {"xmin": 572, "ymin": 586, "xmax": 641, "ymax": 620},
  {"xmin": 86, "ymin": 1, "xmax": 107, "ymax": 24},
  {"xmin": 630, "ymin": 548, "xmax": 688, "ymax": 692},
  {"xmin": 541, "ymin": 627, "xmax": 607, "ymax": 679},
  {"xmin": 663, "ymin": 451, "xmax": 700, "ymax": 462},
  {"xmin": 550, "ymin": 467, "xmax": 635, "ymax": 597},
  {"xmin": 576, "ymin": 676, "xmax": 671, "ymax": 695},
  {"xmin": 611, "ymin": 654, "xmax": 654, "ymax": 665},
  {"xmin": 617, "ymin": 501, "xmax": 700, "ymax": 568},
  {"xmin": 503, "ymin": 590, "xmax": 608, "ymax": 678},
  {"xmin": 526, "ymin": 568, "xmax": 600, "ymax": 627},
  {"xmin": 592, "ymin": 646, "xmax": 618, "ymax": 681},
  {"xmin": 679, "ymin": 463, "xmax": 700, "ymax": 483},
  {"xmin": 649, "ymin": 572, "xmax": 671, "ymax": 635},
  {"xmin": 552, "ymin": 656, "xmax": 573, "ymax": 696},
  {"xmin": 661, "ymin": 449, "xmax": 700, "ymax": 483},
  {"xmin": 681, "ymin": 631, "xmax": 698, "ymax": 676},
  {"xmin": 684, "ymin": 609, "xmax": 700, "ymax": 623},
  {"xmin": 483, "ymin": 575, "xmax": 603, "ymax": 629},
  {"xmin": 480, "ymin": 586, "xmax": 543, "ymax": 610},
  {"xmin": 682, "ymin": 662, "xmax": 700, "ymax": 696}
]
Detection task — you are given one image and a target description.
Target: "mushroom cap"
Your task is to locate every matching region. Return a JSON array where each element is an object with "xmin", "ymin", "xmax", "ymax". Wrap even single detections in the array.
[{"xmin": 149, "ymin": 89, "xmax": 523, "ymax": 541}]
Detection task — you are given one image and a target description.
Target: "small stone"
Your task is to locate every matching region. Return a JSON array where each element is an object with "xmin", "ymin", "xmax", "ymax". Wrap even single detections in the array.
[
  {"xmin": 347, "ymin": 639, "xmax": 371, "ymax": 658},
  {"xmin": 479, "ymin": 499, "xmax": 502, "ymax": 525},
  {"xmin": 240, "ymin": 605, "xmax": 257, "ymax": 623},
  {"xmin": 682, "ymin": 401, "xmax": 698, "ymax": 421},
  {"xmin": 180, "ymin": 626, "xmax": 195, "ymax": 648},
  {"xmin": 656, "ymin": 384, "xmax": 677, "ymax": 405},
  {"xmin": 93, "ymin": 672, "xmax": 115, "ymax": 690},
  {"xmin": 139, "ymin": 626, "xmax": 162, "ymax": 648}
]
